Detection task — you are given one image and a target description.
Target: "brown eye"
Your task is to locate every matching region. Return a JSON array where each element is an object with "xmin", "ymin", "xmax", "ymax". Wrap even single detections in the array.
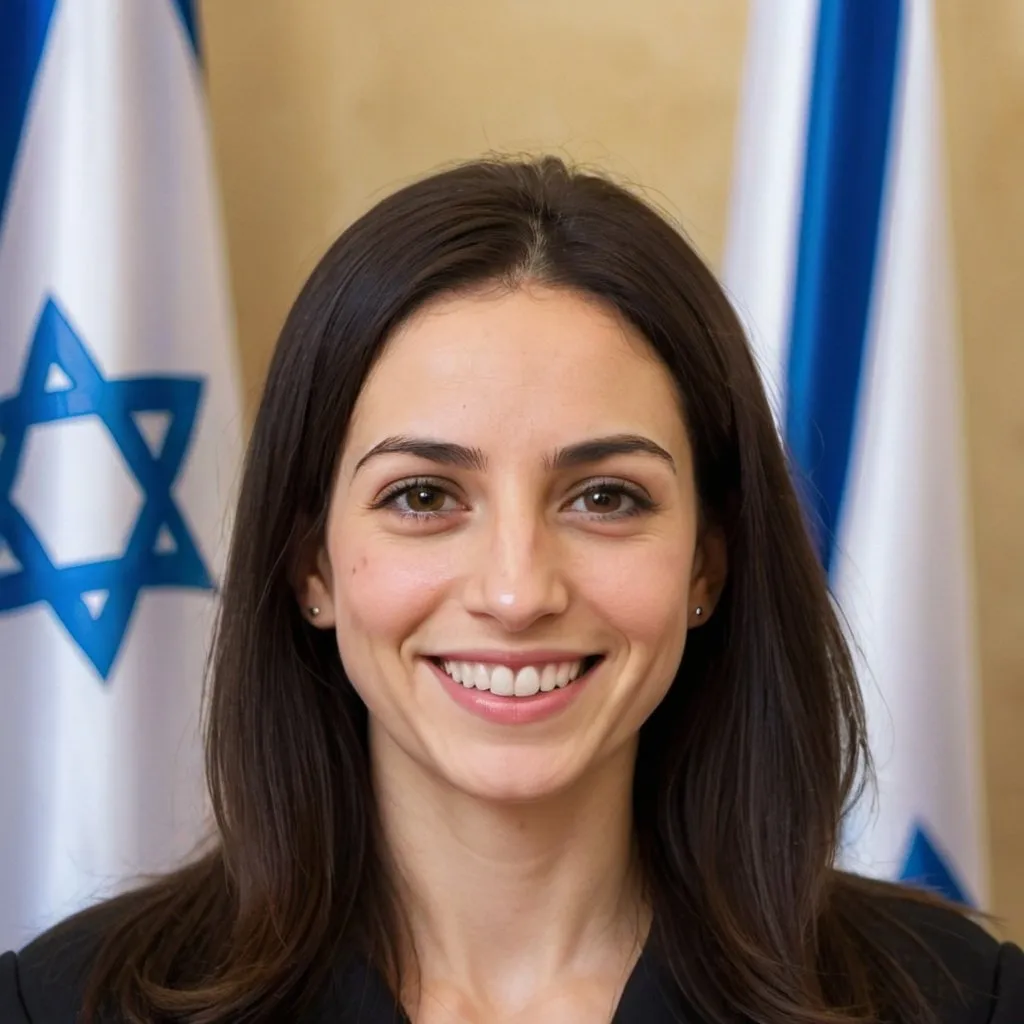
[
  {"xmin": 376, "ymin": 480, "xmax": 462, "ymax": 519},
  {"xmin": 404, "ymin": 486, "xmax": 448, "ymax": 513},
  {"xmin": 566, "ymin": 482, "xmax": 650, "ymax": 520},
  {"xmin": 581, "ymin": 487, "xmax": 624, "ymax": 514}
]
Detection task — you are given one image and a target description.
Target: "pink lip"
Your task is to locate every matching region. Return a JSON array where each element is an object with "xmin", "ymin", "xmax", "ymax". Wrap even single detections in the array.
[
  {"xmin": 428, "ymin": 650, "xmax": 596, "ymax": 669},
  {"xmin": 424, "ymin": 657, "xmax": 598, "ymax": 725}
]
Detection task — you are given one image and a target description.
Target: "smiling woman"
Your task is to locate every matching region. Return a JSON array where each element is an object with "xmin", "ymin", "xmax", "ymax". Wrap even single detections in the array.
[
  {"xmin": 310, "ymin": 286, "xmax": 716, "ymax": 802},
  {"xmin": 2, "ymin": 157, "xmax": 1022, "ymax": 1024}
]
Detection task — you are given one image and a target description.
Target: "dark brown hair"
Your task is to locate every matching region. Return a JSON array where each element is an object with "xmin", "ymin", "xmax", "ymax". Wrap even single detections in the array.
[{"xmin": 71, "ymin": 156, "xmax": 949, "ymax": 1022}]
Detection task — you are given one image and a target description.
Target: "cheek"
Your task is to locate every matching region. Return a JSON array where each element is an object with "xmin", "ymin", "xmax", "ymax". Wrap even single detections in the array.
[
  {"xmin": 573, "ymin": 539, "xmax": 694, "ymax": 648},
  {"xmin": 331, "ymin": 537, "xmax": 455, "ymax": 643}
]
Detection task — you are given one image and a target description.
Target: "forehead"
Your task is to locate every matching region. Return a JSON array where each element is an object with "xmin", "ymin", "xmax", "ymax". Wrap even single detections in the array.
[{"xmin": 343, "ymin": 285, "xmax": 690, "ymax": 461}]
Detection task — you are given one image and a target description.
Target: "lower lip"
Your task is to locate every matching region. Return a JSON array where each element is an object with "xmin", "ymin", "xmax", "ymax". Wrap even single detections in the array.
[{"xmin": 425, "ymin": 659, "xmax": 595, "ymax": 725}]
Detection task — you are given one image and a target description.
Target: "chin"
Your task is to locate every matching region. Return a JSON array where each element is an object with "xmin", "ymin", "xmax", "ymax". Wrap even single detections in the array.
[{"xmin": 433, "ymin": 743, "xmax": 590, "ymax": 805}]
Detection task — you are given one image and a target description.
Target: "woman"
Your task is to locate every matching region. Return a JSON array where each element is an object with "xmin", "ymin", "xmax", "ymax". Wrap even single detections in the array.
[{"xmin": 2, "ymin": 157, "xmax": 1021, "ymax": 1023}]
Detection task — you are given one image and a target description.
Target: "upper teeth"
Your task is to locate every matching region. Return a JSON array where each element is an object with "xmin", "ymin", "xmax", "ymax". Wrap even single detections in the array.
[{"xmin": 441, "ymin": 660, "xmax": 586, "ymax": 696}]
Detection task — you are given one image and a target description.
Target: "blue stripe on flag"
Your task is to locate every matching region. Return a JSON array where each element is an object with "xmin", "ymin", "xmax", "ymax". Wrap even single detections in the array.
[
  {"xmin": 0, "ymin": 0, "xmax": 58, "ymax": 232},
  {"xmin": 785, "ymin": 0, "xmax": 903, "ymax": 573},
  {"xmin": 171, "ymin": 0, "xmax": 201, "ymax": 59}
]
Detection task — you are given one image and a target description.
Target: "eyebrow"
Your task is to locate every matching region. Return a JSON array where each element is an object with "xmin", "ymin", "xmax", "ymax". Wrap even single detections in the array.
[{"xmin": 352, "ymin": 433, "xmax": 675, "ymax": 476}]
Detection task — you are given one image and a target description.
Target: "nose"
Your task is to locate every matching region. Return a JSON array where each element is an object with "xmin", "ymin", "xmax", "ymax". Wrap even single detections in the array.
[{"xmin": 462, "ymin": 501, "xmax": 570, "ymax": 632}]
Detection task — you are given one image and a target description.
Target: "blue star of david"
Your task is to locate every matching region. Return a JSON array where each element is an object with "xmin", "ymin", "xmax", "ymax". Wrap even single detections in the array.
[
  {"xmin": 0, "ymin": 297, "xmax": 212, "ymax": 680},
  {"xmin": 899, "ymin": 823, "xmax": 971, "ymax": 905}
]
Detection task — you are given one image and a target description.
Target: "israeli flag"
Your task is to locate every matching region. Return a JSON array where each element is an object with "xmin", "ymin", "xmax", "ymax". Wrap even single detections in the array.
[
  {"xmin": 724, "ymin": 0, "xmax": 986, "ymax": 903},
  {"xmin": 0, "ymin": 1, "xmax": 242, "ymax": 946}
]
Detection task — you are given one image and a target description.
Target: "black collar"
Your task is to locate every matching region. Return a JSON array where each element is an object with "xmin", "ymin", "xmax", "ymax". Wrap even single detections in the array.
[{"xmin": 308, "ymin": 946, "xmax": 687, "ymax": 1023}]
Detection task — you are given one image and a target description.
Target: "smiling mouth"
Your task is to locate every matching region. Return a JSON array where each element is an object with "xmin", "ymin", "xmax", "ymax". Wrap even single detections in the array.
[{"xmin": 429, "ymin": 655, "xmax": 604, "ymax": 697}]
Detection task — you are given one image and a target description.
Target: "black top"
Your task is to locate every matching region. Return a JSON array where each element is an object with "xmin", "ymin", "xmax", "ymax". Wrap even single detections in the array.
[{"xmin": 2, "ymin": 897, "xmax": 1023, "ymax": 1022}]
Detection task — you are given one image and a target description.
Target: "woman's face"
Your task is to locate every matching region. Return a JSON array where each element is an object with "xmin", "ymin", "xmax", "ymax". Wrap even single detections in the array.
[{"xmin": 302, "ymin": 284, "xmax": 724, "ymax": 802}]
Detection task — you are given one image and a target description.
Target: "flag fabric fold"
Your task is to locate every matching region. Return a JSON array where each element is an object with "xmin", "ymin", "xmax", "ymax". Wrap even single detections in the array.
[
  {"xmin": 724, "ymin": 0, "xmax": 987, "ymax": 903},
  {"xmin": 0, "ymin": 0, "xmax": 242, "ymax": 947}
]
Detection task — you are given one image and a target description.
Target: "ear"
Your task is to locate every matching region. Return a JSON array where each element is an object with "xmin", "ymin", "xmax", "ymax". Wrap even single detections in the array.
[
  {"xmin": 292, "ymin": 536, "xmax": 337, "ymax": 629},
  {"xmin": 687, "ymin": 523, "xmax": 727, "ymax": 629}
]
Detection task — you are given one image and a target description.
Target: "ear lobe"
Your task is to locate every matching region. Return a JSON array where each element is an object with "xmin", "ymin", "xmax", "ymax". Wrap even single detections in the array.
[
  {"xmin": 292, "ymin": 540, "xmax": 337, "ymax": 628},
  {"xmin": 688, "ymin": 524, "xmax": 728, "ymax": 627}
]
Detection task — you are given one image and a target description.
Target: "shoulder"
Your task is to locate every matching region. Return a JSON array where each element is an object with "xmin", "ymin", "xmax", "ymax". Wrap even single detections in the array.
[
  {"xmin": 0, "ymin": 902, "xmax": 121, "ymax": 1024},
  {"xmin": 853, "ymin": 885, "xmax": 1024, "ymax": 1024}
]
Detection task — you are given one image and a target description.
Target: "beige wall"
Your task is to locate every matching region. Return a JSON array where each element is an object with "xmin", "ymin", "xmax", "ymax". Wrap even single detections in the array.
[
  {"xmin": 198, "ymin": 0, "xmax": 1024, "ymax": 937},
  {"xmin": 937, "ymin": 0, "xmax": 1024, "ymax": 939}
]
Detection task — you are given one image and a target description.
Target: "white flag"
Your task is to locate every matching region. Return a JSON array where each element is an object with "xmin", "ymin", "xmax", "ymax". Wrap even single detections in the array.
[
  {"xmin": 0, "ymin": 0, "xmax": 242, "ymax": 947},
  {"xmin": 723, "ymin": 0, "xmax": 987, "ymax": 902}
]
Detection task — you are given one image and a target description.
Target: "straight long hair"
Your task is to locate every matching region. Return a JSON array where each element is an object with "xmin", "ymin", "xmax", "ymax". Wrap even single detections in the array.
[{"xmin": 75, "ymin": 157, "xmax": 946, "ymax": 1023}]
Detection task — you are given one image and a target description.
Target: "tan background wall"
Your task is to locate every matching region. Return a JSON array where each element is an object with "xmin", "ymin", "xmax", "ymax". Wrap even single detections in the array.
[{"xmin": 197, "ymin": 0, "xmax": 1024, "ymax": 937}]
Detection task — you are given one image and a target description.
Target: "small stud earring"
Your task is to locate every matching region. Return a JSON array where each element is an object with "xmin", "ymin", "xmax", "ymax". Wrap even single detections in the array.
[
  {"xmin": 694, "ymin": 606, "xmax": 703, "ymax": 618},
  {"xmin": 309, "ymin": 606, "xmax": 321, "ymax": 618}
]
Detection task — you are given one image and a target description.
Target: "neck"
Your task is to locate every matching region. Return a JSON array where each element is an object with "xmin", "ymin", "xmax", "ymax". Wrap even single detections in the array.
[{"xmin": 371, "ymin": 730, "xmax": 647, "ymax": 1012}]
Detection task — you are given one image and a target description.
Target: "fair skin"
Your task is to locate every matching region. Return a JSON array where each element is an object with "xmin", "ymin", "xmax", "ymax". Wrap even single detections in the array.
[{"xmin": 299, "ymin": 284, "xmax": 725, "ymax": 1023}]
